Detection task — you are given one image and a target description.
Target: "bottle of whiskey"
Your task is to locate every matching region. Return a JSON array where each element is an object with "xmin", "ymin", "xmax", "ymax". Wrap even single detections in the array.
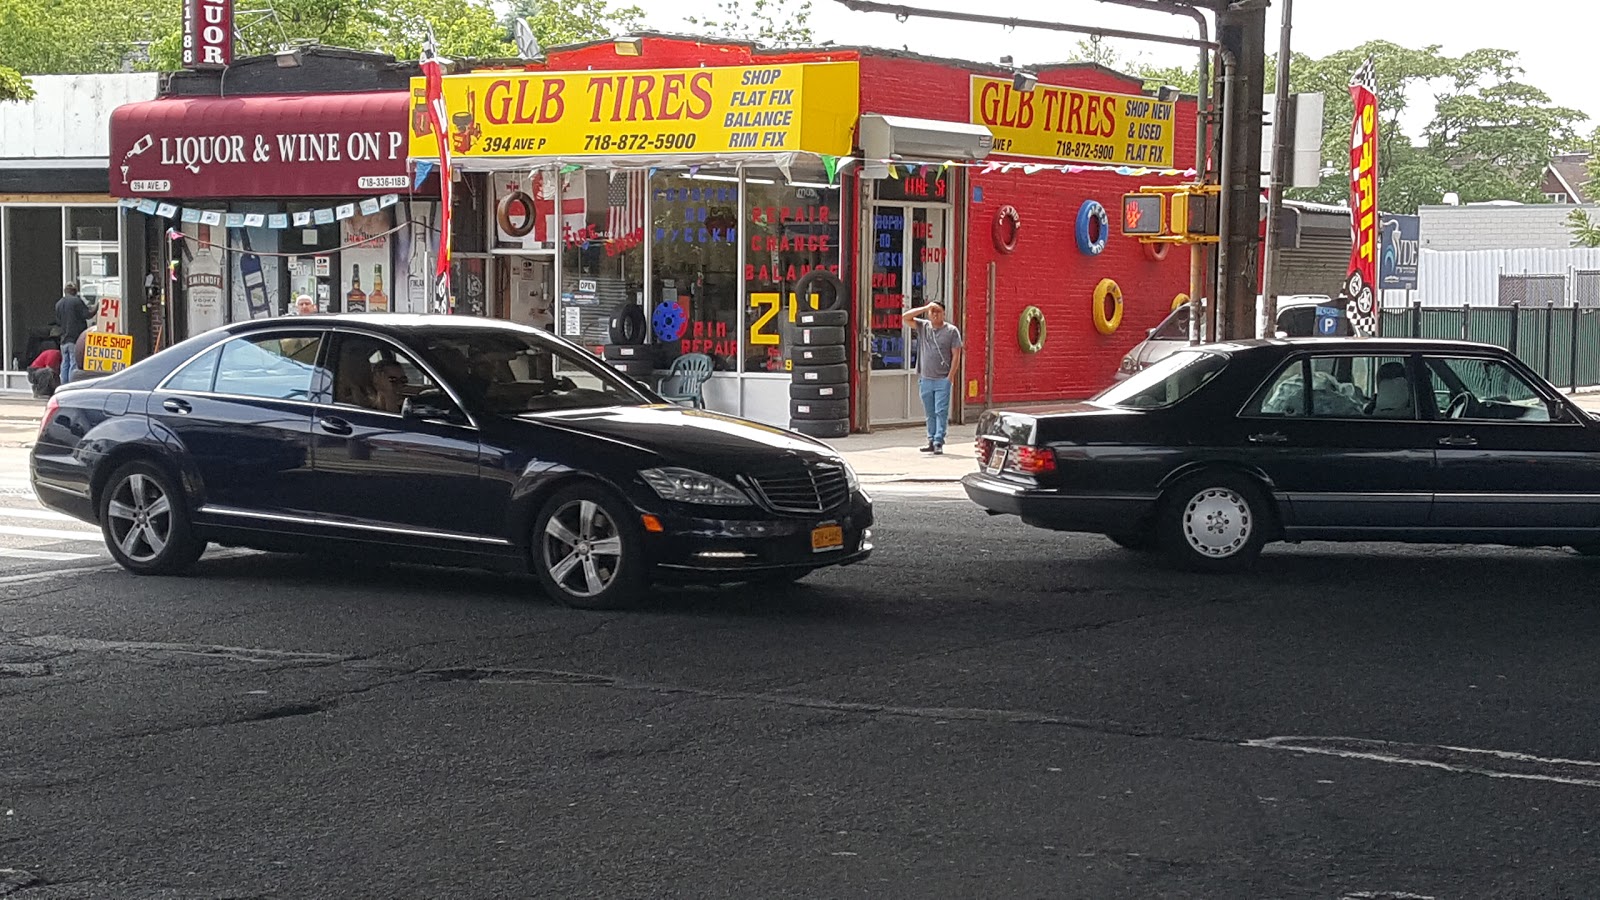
[
  {"xmin": 368, "ymin": 264, "xmax": 389, "ymax": 313},
  {"xmin": 346, "ymin": 264, "xmax": 367, "ymax": 313}
]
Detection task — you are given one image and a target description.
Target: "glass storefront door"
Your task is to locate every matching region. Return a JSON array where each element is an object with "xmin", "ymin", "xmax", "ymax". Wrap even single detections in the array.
[
  {"xmin": 497, "ymin": 254, "xmax": 556, "ymax": 330},
  {"xmin": 866, "ymin": 202, "xmax": 951, "ymax": 425}
]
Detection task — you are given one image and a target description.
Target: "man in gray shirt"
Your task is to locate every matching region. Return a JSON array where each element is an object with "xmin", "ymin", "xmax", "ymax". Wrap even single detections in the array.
[{"xmin": 900, "ymin": 300, "xmax": 963, "ymax": 454}]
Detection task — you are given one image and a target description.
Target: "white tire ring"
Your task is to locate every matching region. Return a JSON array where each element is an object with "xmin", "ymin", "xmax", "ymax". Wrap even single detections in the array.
[{"xmin": 1181, "ymin": 486, "xmax": 1254, "ymax": 559}]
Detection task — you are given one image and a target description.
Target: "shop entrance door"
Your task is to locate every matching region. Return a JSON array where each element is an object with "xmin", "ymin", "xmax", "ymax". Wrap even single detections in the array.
[
  {"xmin": 496, "ymin": 253, "xmax": 556, "ymax": 330},
  {"xmin": 865, "ymin": 203, "xmax": 952, "ymax": 426}
]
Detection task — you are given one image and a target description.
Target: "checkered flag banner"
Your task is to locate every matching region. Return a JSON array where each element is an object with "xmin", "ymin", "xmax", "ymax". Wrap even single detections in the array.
[
  {"xmin": 1350, "ymin": 55, "xmax": 1377, "ymax": 94},
  {"xmin": 1343, "ymin": 55, "xmax": 1380, "ymax": 336}
]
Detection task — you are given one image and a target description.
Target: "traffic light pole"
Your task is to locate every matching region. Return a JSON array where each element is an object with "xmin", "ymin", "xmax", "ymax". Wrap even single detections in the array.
[{"xmin": 1215, "ymin": 3, "xmax": 1267, "ymax": 341}]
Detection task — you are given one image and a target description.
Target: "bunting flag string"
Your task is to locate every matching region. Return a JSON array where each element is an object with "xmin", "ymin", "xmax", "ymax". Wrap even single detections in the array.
[{"xmin": 122, "ymin": 194, "xmax": 401, "ymax": 231}]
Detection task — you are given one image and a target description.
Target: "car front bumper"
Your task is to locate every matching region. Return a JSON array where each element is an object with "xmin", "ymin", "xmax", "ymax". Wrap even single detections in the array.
[
  {"xmin": 962, "ymin": 473, "xmax": 1155, "ymax": 534},
  {"xmin": 645, "ymin": 494, "xmax": 874, "ymax": 581}
]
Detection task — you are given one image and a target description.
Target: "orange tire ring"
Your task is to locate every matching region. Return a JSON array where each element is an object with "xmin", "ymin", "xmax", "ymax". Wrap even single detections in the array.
[{"xmin": 496, "ymin": 189, "xmax": 536, "ymax": 237}]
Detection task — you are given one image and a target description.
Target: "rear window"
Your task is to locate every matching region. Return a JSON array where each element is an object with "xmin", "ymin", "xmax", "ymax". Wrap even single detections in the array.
[{"xmin": 1093, "ymin": 350, "xmax": 1228, "ymax": 409}]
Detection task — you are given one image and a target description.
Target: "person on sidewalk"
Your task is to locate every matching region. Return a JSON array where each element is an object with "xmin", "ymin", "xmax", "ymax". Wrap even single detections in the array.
[
  {"xmin": 27, "ymin": 345, "xmax": 62, "ymax": 398},
  {"xmin": 900, "ymin": 300, "xmax": 963, "ymax": 455},
  {"xmin": 53, "ymin": 283, "xmax": 95, "ymax": 385}
]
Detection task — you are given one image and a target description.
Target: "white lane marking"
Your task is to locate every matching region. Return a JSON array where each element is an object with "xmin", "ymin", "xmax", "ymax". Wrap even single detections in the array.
[
  {"xmin": 0, "ymin": 506, "xmax": 82, "ymax": 523},
  {"xmin": 0, "ymin": 547, "xmax": 98, "ymax": 561},
  {"xmin": 0, "ymin": 524, "xmax": 101, "ymax": 542},
  {"xmin": 1246, "ymin": 735, "xmax": 1600, "ymax": 788}
]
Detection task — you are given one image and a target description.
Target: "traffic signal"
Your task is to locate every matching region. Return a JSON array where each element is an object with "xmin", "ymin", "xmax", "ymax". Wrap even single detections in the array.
[
  {"xmin": 1120, "ymin": 193, "xmax": 1164, "ymax": 236},
  {"xmin": 1119, "ymin": 184, "xmax": 1221, "ymax": 244}
]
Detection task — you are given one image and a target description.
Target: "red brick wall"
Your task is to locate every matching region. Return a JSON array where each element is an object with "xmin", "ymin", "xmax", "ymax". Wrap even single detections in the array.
[{"xmin": 862, "ymin": 55, "xmax": 1200, "ymax": 402}]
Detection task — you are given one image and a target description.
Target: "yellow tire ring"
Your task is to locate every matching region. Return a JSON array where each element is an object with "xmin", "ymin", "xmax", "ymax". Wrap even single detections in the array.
[
  {"xmin": 1093, "ymin": 278, "xmax": 1124, "ymax": 335},
  {"xmin": 1017, "ymin": 305, "xmax": 1046, "ymax": 353},
  {"xmin": 1172, "ymin": 292, "xmax": 1190, "ymax": 310}
]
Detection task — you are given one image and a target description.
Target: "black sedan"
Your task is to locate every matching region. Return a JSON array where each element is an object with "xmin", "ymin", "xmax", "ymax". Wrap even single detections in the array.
[
  {"xmin": 965, "ymin": 338, "xmax": 1600, "ymax": 570},
  {"xmin": 32, "ymin": 316, "xmax": 872, "ymax": 608}
]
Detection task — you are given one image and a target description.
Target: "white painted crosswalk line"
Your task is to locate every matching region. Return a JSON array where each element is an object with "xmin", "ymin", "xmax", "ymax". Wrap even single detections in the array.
[
  {"xmin": 0, "ymin": 506, "xmax": 82, "ymax": 523},
  {"xmin": 0, "ymin": 547, "xmax": 98, "ymax": 561},
  {"xmin": 0, "ymin": 524, "xmax": 103, "ymax": 542}
]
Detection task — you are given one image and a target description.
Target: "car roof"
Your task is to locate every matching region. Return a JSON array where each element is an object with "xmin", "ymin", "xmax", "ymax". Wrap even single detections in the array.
[
  {"xmin": 224, "ymin": 314, "xmax": 547, "ymax": 338},
  {"xmin": 1209, "ymin": 337, "xmax": 1515, "ymax": 354}
]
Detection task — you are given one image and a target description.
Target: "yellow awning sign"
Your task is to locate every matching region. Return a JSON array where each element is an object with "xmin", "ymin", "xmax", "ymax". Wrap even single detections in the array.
[
  {"xmin": 970, "ymin": 75, "xmax": 1176, "ymax": 167},
  {"xmin": 410, "ymin": 62, "xmax": 859, "ymax": 159}
]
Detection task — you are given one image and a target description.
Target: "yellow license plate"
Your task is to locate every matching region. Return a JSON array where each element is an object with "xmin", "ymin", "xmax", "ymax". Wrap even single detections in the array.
[{"xmin": 811, "ymin": 524, "xmax": 844, "ymax": 553}]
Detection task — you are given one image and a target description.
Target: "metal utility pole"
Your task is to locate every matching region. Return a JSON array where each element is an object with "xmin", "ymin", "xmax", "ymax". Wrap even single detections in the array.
[
  {"xmin": 1259, "ymin": 0, "xmax": 1294, "ymax": 338},
  {"xmin": 1215, "ymin": 3, "xmax": 1267, "ymax": 341}
]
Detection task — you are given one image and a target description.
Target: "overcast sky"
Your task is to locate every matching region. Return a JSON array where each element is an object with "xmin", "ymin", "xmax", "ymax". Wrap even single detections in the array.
[{"xmin": 634, "ymin": 0, "xmax": 1596, "ymax": 139}]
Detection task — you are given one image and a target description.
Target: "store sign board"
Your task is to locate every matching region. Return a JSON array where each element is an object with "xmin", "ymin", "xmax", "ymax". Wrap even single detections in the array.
[
  {"xmin": 409, "ymin": 62, "xmax": 859, "ymax": 159},
  {"xmin": 182, "ymin": 0, "xmax": 233, "ymax": 69},
  {"xmin": 84, "ymin": 332, "xmax": 135, "ymax": 373},
  {"xmin": 969, "ymin": 76, "xmax": 1176, "ymax": 167}
]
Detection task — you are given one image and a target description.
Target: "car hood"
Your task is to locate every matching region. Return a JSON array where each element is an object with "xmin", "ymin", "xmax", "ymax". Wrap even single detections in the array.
[{"xmin": 514, "ymin": 404, "xmax": 842, "ymax": 470}]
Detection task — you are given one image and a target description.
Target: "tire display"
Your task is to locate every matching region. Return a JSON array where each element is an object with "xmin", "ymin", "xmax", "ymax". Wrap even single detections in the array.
[
  {"xmin": 607, "ymin": 359, "xmax": 653, "ymax": 377},
  {"xmin": 1017, "ymin": 305, "xmax": 1046, "ymax": 353},
  {"xmin": 790, "ymin": 398, "xmax": 850, "ymax": 420},
  {"xmin": 1076, "ymin": 200, "xmax": 1109, "ymax": 256},
  {"xmin": 795, "ymin": 308, "xmax": 848, "ymax": 327},
  {"xmin": 790, "ymin": 418, "xmax": 850, "ymax": 439},
  {"xmin": 1093, "ymin": 278, "xmax": 1124, "ymax": 335},
  {"xmin": 792, "ymin": 344, "xmax": 847, "ymax": 365},
  {"xmin": 608, "ymin": 304, "xmax": 646, "ymax": 345},
  {"xmin": 993, "ymin": 205, "xmax": 1021, "ymax": 253},
  {"xmin": 786, "ymin": 296, "xmax": 851, "ymax": 436},
  {"xmin": 795, "ymin": 325, "xmax": 846, "ymax": 346},
  {"xmin": 793, "ymin": 270, "xmax": 847, "ymax": 312},
  {"xmin": 791, "ymin": 362, "xmax": 849, "ymax": 385},
  {"xmin": 790, "ymin": 382, "xmax": 850, "ymax": 400},
  {"xmin": 603, "ymin": 344, "xmax": 648, "ymax": 361}
]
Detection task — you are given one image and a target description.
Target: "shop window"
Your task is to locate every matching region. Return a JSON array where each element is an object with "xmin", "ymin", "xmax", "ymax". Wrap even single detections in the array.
[
  {"xmin": 451, "ymin": 257, "xmax": 490, "ymax": 316},
  {"xmin": 6, "ymin": 207, "xmax": 66, "ymax": 370},
  {"xmin": 492, "ymin": 168, "xmax": 561, "ymax": 252},
  {"xmin": 452, "ymin": 172, "xmax": 489, "ymax": 254},
  {"xmin": 560, "ymin": 169, "xmax": 645, "ymax": 353},
  {"xmin": 743, "ymin": 166, "xmax": 842, "ymax": 373},
  {"xmin": 651, "ymin": 169, "xmax": 739, "ymax": 370},
  {"xmin": 869, "ymin": 202, "xmax": 949, "ymax": 372},
  {"xmin": 283, "ymin": 204, "xmax": 341, "ymax": 314},
  {"xmin": 229, "ymin": 201, "xmax": 282, "ymax": 323}
]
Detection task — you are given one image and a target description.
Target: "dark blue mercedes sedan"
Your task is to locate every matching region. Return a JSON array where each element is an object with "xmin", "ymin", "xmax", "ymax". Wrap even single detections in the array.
[{"xmin": 31, "ymin": 316, "xmax": 872, "ymax": 608}]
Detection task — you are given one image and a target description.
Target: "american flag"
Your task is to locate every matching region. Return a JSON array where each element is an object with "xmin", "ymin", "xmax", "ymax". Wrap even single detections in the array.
[{"xmin": 606, "ymin": 170, "xmax": 646, "ymax": 244}]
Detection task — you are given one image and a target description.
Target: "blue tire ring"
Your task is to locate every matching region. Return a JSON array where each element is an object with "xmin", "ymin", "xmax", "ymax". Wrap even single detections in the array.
[
  {"xmin": 1075, "ymin": 200, "xmax": 1109, "ymax": 256},
  {"xmin": 652, "ymin": 301, "xmax": 688, "ymax": 343}
]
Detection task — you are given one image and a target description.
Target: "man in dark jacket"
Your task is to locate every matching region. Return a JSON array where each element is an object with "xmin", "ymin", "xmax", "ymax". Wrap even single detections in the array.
[{"xmin": 54, "ymin": 283, "xmax": 95, "ymax": 384}]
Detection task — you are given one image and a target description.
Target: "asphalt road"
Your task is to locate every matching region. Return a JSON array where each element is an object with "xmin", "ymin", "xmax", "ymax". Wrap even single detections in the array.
[{"xmin": 5, "ymin": 480, "xmax": 1600, "ymax": 899}]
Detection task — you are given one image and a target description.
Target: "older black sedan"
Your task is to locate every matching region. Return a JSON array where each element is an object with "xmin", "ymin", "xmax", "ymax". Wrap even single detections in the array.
[
  {"xmin": 965, "ymin": 338, "xmax": 1600, "ymax": 570},
  {"xmin": 32, "ymin": 316, "xmax": 871, "ymax": 608}
]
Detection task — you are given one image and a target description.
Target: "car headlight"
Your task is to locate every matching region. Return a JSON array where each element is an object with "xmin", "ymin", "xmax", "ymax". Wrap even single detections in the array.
[
  {"xmin": 841, "ymin": 459, "xmax": 860, "ymax": 492},
  {"xmin": 639, "ymin": 467, "xmax": 752, "ymax": 506}
]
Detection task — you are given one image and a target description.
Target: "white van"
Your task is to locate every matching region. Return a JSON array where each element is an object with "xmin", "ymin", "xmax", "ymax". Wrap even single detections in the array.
[{"xmin": 1113, "ymin": 294, "xmax": 1343, "ymax": 381}]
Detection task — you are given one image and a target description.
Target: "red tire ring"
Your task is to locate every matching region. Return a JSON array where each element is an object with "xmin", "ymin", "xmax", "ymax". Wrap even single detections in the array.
[
  {"xmin": 993, "ymin": 205, "xmax": 1020, "ymax": 254},
  {"xmin": 496, "ymin": 189, "xmax": 536, "ymax": 238},
  {"xmin": 1142, "ymin": 241, "xmax": 1169, "ymax": 262}
]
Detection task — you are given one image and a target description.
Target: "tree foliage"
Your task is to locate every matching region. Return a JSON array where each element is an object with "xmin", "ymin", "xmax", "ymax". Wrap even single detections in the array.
[
  {"xmin": 0, "ymin": 0, "xmax": 177, "ymax": 75},
  {"xmin": 685, "ymin": 0, "xmax": 815, "ymax": 46},
  {"xmin": 504, "ymin": 0, "xmax": 645, "ymax": 49},
  {"xmin": 0, "ymin": 66, "xmax": 32, "ymax": 102}
]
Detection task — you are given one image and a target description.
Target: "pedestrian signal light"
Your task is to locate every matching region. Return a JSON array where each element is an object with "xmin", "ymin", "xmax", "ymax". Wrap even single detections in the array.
[{"xmin": 1121, "ymin": 193, "xmax": 1165, "ymax": 236}]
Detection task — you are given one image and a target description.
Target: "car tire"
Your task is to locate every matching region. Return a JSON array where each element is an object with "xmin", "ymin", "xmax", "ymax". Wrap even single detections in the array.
[
  {"xmin": 790, "ymin": 398, "xmax": 850, "ymax": 420},
  {"xmin": 791, "ymin": 344, "xmax": 847, "ymax": 365},
  {"xmin": 608, "ymin": 304, "xmax": 647, "ymax": 345},
  {"xmin": 1107, "ymin": 532, "xmax": 1158, "ymax": 552},
  {"xmin": 790, "ymin": 418, "xmax": 850, "ymax": 439},
  {"xmin": 532, "ymin": 483, "xmax": 646, "ymax": 610},
  {"xmin": 794, "ymin": 309, "xmax": 848, "ymax": 327},
  {"xmin": 603, "ymin": 343, "xmax": 649, "ymax": 361},
  {"xmin": 790, "ymin": 382, "xmax": 850, "ymax": 401},
  {"xmin": 1158, "ymin": 473, "xmax": 1270, "ymax": 572},
  {"xmin": 99, "ymin": 460, "xmax": 205, "ymax": 576},
  {"xmin": 794, "ymin": 325, "xmax": 846, "ymax": 346},
  {"xmin": 792, "ymin": 363, "xmax": 849, "ymax": 385},
  {"xmin": 607, "ymin": 359, "xmax": 654, "ymax": 377}
]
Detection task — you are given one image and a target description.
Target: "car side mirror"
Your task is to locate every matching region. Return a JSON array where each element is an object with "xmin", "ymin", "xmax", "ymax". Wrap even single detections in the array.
[
  {"xmin": 402, "ymin": 392, "xmax": 465, "ymax": 424},
  {"xmin": 1146, "ymin": 328, "xmax": 1156, "ymax": 338}
]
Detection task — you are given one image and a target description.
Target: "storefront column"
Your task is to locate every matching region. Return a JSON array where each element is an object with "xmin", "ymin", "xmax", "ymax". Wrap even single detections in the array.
[
  {"xmin": 0, "ymin": 208, "xmax": 9, "ymax": 379},
  {"xmin": 736, "ymin": 166, "xmax": 748, "ymax": 419}
]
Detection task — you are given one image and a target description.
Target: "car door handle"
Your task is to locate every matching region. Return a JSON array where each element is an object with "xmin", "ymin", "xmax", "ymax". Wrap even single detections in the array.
[
  {"xmin": 1438, "ymin": 435, "xmax": 1478, "ymax": 447},
  {"xmin": 161, "ymin": 398, "xmax": 191, "ymax": 415},
  {"xmin": 318, "ymin": 416, "xmax": 353, "ymax": 436},
  {"xmin": 1248, "ymin": 432, "xmax": 1288, "ymax": 444}
]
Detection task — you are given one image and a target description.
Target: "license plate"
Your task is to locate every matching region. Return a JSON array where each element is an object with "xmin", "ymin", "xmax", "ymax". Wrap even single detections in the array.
[
  {"xmin": 986, "ymin": 445, "xmax": 1009, "ymax": 475},
  {"xmin": 811, "ymin": 523, "xmax": 844, "ymax": 553}
]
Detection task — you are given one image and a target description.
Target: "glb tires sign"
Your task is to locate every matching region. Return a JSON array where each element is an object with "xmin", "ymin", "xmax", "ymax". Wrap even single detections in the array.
[{"xmin": 183, "ymin": 0, "xmax": 233, "ymax": 70}]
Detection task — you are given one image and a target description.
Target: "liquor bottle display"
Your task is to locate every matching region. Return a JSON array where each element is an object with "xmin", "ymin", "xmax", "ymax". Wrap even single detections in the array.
[
  {"xmin": 346, "ymin": 264, "xmax": 367, "ymax": 313},
  {"xmin": 368, "ymin": 264, "xmax": 389, "ymax": 313}
]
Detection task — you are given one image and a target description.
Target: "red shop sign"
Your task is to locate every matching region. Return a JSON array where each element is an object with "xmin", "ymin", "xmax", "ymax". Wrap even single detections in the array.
[
  {"xmin": 109, "ymin": 92, "xmax": 427, "ymax": 198},
  {"xmin": 182, "ymin": 0, "xmax": 233, "ymax": 70}
]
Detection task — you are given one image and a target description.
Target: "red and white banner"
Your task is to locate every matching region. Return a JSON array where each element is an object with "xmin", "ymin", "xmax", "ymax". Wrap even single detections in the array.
[
  {"xmin": 421, "ymin": 55, "xmax": 453, "ymax": 312},
  {"xmin": 1343, "ymin": 57, "xmax": 1379, "ymax": 335},
  {"xmin": 182, "ymin": 0, "xmax": 233, "ymax": 70}
]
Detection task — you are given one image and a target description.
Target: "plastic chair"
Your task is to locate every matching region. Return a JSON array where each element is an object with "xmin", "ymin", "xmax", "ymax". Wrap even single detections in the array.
[{"xmin": 657, "ymin": 353, "xmax": 714, "ymax": 409}]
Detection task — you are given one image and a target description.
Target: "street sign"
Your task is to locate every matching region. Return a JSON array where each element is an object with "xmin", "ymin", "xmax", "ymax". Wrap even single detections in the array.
[{"xmin": 1314, "ymin": 305, "xmax": 1342, "ymax": 336}]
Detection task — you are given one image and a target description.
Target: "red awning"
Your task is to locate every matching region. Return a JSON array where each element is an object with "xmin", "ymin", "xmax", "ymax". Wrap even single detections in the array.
[{"xmin": 110, "ymin": 91, "xmax": 431, "ymax": 199}]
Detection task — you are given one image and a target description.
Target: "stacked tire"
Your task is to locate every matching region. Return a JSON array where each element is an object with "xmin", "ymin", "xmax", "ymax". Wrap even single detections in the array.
[
  {"xmin": 603, "ymin": 304, "xmax": 651, "ymax": 378},
  {"xmin": 789, "ymin": 306, "xmax": 850, "ymax": 439}
]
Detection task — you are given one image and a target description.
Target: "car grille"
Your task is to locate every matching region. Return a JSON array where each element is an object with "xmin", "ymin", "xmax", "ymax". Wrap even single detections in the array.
[{"xmin": 746, "ymin": 459, "xmax": 851, "ymax": 514}]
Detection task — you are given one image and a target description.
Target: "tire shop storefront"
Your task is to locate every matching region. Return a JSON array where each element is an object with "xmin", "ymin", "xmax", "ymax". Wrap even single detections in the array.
[
  {"xmin": 109, "ymin": 50, "xmax": 442, "ymax": 348},
  {"xmin": 415, "ymin": 37, "xmax": 1196, "ymax": 432}
]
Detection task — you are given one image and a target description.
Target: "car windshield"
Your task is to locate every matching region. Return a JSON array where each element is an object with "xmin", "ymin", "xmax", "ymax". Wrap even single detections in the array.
[
  {"xmin": 1093, "ymin": 350, "xmax": 1228, "ymax": 409},
  {"xmin": 416, "ymin": 329, "xmax": 653, "ymax": 415},
  {"xmin": 1151, "ymin": 305, "xmax": 1191, "ymax": 340}
]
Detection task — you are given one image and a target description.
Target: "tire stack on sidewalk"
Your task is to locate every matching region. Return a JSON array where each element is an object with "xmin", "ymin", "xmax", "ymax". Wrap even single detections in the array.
[
  {"xmin": 603, "ymin": 303, "xmax": 652, "ymax": 379},
  {"xmin": 788, "ymin": 307, "xmax": 850, "ymax": 439}
]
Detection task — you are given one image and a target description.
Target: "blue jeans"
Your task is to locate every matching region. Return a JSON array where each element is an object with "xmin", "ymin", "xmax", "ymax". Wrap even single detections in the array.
[
  {"xmin": 60, "ymin": 341, "xmax": 76, "ymax": 385},
  {"xmin": 919, "ymin": 376, "xmax": 952, "ymax": 446}
]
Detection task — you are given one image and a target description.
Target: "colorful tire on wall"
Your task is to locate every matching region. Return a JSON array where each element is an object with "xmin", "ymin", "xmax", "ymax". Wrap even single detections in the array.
[
  {"xmin": 1172, "ymin": 292, "xmax": 1190, "ymax": 310},
  {"xmin": 1075, "ymin": 200, "xmax": 1109, "ymax": 256},
  {"xmin": 993, "ymin": 205, "xmax": 1021, "ymax": 254},
  {"xmin": 1093, "ymin": 279, "xmax": 1123, "ymax": 335},
  {"xmin": 1017, "ymin": 305, "xmax": 1046, "ymax": 353},
  {"xmin": 495, "ymin": 189, "xmax": 536, "ymax": 237},
  {"xmin": 1142, "ymin": 241, "xmax": 1169, "ymax": 262}
]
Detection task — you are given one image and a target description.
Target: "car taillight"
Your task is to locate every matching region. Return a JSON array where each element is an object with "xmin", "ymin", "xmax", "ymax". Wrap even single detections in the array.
[
  {"xmin": 38, "ymin": 395, "xmax": 59, "ymax": 438},
  {"xmin": 1007, "ymin": 445, "xmax": 1057, "ymax": 475},
  {"xmin": 976, "ymin": 437, "xmax": 993, "ymax": 465}
]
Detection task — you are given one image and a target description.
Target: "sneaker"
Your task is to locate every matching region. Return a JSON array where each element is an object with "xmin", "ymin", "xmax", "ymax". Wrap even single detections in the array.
[
  {"xmin": 932, "ymin": 444, "xmax": 945, "ymax": 455},
  {"xmin": 919, "ymin": 443, "xmax": 936, "ymax": 453}
]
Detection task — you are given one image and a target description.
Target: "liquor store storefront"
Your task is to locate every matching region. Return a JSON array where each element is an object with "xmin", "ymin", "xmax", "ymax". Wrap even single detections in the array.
[
  {"xmin": 415, "ymin": 57, "xmax": 861, "ymax": 427},
  {"xmin": 110, "ymin": 90, "xmax": 442, "ymax": 344}
]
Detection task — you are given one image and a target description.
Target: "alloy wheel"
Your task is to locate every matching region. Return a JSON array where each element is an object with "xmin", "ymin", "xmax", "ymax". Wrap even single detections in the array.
[
  {"xmin": 541, "ymin": 499, "xmax": 624, "ymax": 598},
  {"xmin": 1182, "ymin": 487, "xmax": 1253, "ymax": 559},
  {"xmin": 106, "ymin": 472, "xmax": 173, "ymax": 564}
]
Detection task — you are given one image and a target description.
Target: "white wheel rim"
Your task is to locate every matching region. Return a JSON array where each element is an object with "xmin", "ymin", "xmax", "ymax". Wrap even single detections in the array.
[
  {"xmin": 541, "ymin": 499, "xmax": 623, "ymax": 598},
  {"xmin": 107, "ymin": 472, "xmax": 173, "ymax": 564},
  {"xmin": 1182, "ymin": 487, "xmax": 1252, "ymax": 558}
]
